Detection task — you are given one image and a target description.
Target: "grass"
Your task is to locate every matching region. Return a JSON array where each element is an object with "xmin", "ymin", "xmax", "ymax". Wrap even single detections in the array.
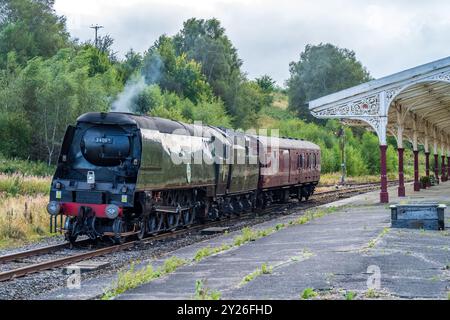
[
  {"xmin": 0, "ymin": 173, "xmax": 53, "ymax": 248},
  {"xmin": 239, "ymin": 263, "xmax": 273, "ymax": 286},
  {"xmin": 300, "ymin": 288, "xmax": 318, "ymax": 300},
  {"xmin": 345, "ymin": 291, "xmax": 357, "ymax": 300},
  {"xmin": 233, "ymin": 227, "xmax": 274, "ymax": 246},
  {"xmin": 319, "ymin": 172, "xmax": 407, "ymax": 186},
  {"xmin": 0, "ymin": 157, "xmax": 54, "ymax": 177},
  {"xmin": 0, "ymin": 194, "xmax": 51, "ymax": 248},
  {"xmin": 193, "ymin": 244, "xmax": 232, "ymax": 262},
  {"xmin": 194, "ymin": 279, "xmax": 222, "ymax": 300},
  {"xmin": 0, "ymin": 174, "xmax": 50, "ymax": 196},
  {"xmin": 102, "ymin": 256, "xmax": 188, "ymax": 299},
  {"xmin": 365, "ymin": 288, "xmax": 380, "ymax": 299},
  {"xmin": 366, "ymin": 227, "xmax": 390, "ymax": 250}
]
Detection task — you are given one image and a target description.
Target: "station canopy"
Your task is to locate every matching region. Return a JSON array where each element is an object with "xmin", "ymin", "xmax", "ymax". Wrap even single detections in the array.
[
  {"xmin": 309, "ymin": 56, "xmax": 450, "ymax": 151},
  {"xmin": 308, "ymin": 56, "xmax": 450, "ymax": 203}
]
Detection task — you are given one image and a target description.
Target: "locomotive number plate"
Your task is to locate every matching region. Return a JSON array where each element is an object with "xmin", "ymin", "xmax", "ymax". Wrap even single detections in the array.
[{"xmin": 95, "ymin": 137, "xmax": 113, "ymax": 144}]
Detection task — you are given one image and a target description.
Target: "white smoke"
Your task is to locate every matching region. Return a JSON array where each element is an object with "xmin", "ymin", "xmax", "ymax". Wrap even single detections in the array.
[
  {"xmin": 110, "ymin": 75, "xmax": 146, "ymax": 113},
  {"xmin": 110, "ymin": 53, "xmax": 163, "ymax": 113}
]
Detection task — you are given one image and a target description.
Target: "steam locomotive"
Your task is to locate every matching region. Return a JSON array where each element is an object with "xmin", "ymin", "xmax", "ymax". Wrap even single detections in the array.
[{"xmin": 47, "ymin": 112, "xmax": 320, "ymax": 244}]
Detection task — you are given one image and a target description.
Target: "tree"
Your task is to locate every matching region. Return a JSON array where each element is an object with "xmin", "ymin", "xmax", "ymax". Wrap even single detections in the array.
[
  {"xmin": 95, "ymin": 34, "xmax": 118, "ymax": 62},
  {"xmin": 287, "ymin": 43, "xmax": 371, "ymax": 122},
  {"xmin": 4, "ymin": 47, "xmax": 122, "ymax": 163},
  {"xmin": 118, "ymin": 49, "xmax": 143, "ymax": 83},
  {"xmin": 0, "ymin": 0, "xmax": 70, "ymax": 68},
  {"xmin": 172, "ymin": 18, "xmax": 244, "ymax": 122},
  {"xmin": 255, "ymin": 75, "xmax": 276, "ymax": 93},
  {"xmin": 232, "ymin": 81, "xmax": 266, "ymax": 130},
  {"xmin": 142, "ymin": 35, "xmax": 213, "ymax": 104}
]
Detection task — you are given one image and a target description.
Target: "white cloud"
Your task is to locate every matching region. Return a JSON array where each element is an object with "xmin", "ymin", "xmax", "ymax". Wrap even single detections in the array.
[{"xmin": 54, "ymin": 0, "xmax": 450, "ymax": 86}]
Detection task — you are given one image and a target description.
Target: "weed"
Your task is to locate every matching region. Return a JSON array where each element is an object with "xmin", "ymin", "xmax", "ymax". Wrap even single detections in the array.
[
  {"xmin": 194, "ymin": 246, "xmax": 213, "ymax": 262},
  {"xmin": 365, "ymin": 288, "xmax": 379, "ymax": 298},
  {"xmin": 345, "ymin": 291, "xmax": 357, "ymax": 300},
  {"xmin": 239, "ymin": 263, "xmax": 273, "ymax": 286},
  {"xmin": 194, "ymin": 279, "xmax": 221, "ymax": 300},
  {"xmin": 300, "ymin": 288, "xmax": 318, "ymax": 300},
  {"xmin": 103, "ymin": 256, "xmax": 188, "ymax": 299}
]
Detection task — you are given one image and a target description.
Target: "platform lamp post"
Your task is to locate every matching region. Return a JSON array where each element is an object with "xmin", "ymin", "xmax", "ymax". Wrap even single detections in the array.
[{"xmin": 336, "ymin": 125, "xmax": 346, "ymax": 185}]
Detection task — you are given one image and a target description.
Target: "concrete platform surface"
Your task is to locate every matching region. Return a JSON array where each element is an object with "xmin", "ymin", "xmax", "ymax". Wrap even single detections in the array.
[{"xmin": 114, "ymin": 183, "xmax": 450, "ymax": 300}]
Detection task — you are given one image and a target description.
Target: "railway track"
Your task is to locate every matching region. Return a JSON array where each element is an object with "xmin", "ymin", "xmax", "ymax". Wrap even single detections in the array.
[{"xmin": 0, "ymin": 182, "xmax": 391, "ymax": 282}]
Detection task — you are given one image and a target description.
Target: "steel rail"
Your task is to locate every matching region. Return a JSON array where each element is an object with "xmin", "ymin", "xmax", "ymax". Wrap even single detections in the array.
[
  {"xmin": 0, "ymin": 225, "xmax": 205, "ymax": 282},
  {"xmin": 0, "ymin": 239, "xmax": 92, "ymax": 264}
]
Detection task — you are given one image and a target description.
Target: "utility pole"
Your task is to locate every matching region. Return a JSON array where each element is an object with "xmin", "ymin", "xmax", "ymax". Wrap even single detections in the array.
[{"xmin": 90, "ymin": 24, "xmax": 104, "ymax": 48}]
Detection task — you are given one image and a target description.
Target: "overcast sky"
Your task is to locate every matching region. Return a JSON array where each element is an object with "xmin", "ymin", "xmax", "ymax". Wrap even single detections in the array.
[{"xmin": 54, "ymin": 0, "xmax": 450, "ymax": 86}]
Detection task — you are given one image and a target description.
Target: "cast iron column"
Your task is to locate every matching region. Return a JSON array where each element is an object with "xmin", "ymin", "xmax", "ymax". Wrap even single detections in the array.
[
  {"xmin": 425, "ymin": 152, "xmax": 430, "ymax": 188},
  {"xmin": 413, "ymin": 150, "xmax": 420, "ymax": 191},
  {"xmin": 447, "ymin": 156, "xmax": 450, "ymax": 181},
  {"xmin": 434, "ymin": 154, "xmax": 440, "ymax": 184},
  {"xmin": 380, "ymin": 145, "xmax": 389, "ymax": 203},
  {"xmin": 441, "ymin": 155, "xmax": 446, "ymax": 182},
  {"xmin": 397, "ymin": 148, "xmax": 405, "ymax": 197}
]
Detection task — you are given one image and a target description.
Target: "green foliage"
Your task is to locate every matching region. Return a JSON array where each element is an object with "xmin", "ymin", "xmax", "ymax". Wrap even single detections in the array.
[
  {"xmin": 361, "ymin": 132, "xmax": 380, "ymax": 174},
  {"xmin": 301, "ymin": 288, "xmax": 318, "ymax": 300},
  {"xmin": 0, "ymin": 0, "xmax": 70, "ymax": 68},
  {"xmin": 0, "ymin": 46, "xmax": 122, "ymax": 164},
  {"xmin": 117, "ymin": 49, "xmax": 143, "ymax": 83},
  {"xmin": 194, "ymin": 246, "xmax": 214, "ymax": 262},
  {"xmin": 233, "ymin": 227, "xmax": 274, "ymax": 246},
  {"xmin": 287, "ymin": 43, "xmax": 371, "ymax": 122},
  {"xmin": 0, "ymin": 112, "xmax": 31, "ymax": 158},
  {"xmin": 255, "ymin": 75, "xmax": 276, "ymax": 93},
  {"xmin": 345, "ymin": 291, "xmax": 357, "ymax": 300},
  {"xmin": 0, "ymin": 156, "xmax": 53, "ymax": 176},
  {"xmin": 103, "ymin": 256, "xmax": 188, "ymax": 300},
  {"xmin": 194, "ymin": 279, "xmax": 222, "ymax": 300},
  {"xmin": 365, "ymin": 288, "xmax": 380, "ymax": 298},
  {"xmin": 240, "ymin": 263, "xmax": 273, "ymax": 286},
  {"xmin": 0, "ymin": 174, "xmax": 50, "ymax": 196},
  {"xmin": 143, "ymin": 35, "xmax": 213, "ymax": 104}
]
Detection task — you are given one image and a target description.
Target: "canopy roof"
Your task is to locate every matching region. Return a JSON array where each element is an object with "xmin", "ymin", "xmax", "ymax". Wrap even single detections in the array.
[{"xmin": 309, "ymin": 56, "xmax": 450, "ymax": 149}]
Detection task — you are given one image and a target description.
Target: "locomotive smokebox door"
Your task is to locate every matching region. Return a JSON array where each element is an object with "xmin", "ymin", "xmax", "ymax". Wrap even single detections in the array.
[{"xmin": 87, "ymin": 171, "xmax": 95, "ymax": 184}]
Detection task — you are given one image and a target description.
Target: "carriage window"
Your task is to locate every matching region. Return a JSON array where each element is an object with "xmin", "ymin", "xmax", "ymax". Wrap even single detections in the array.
[
  {"xmin": 313, "ymin": 154, "xmax": 316, "ymax": 168},
  {"xmin": 298, "ymin": 154, "xmax": 303, "ymax": 168}
]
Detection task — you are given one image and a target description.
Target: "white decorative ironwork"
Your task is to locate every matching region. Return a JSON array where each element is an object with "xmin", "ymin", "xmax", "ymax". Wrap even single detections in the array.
[
  {"xmin": 426, "ymin": 70, "xmax": 450, "ymax": 83},
  {"xmin": 314, "ymin": 94, "xmax": 380, "ymax": 117}
]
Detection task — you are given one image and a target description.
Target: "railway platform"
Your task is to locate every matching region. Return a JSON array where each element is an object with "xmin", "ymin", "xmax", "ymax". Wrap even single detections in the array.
[
  {"xmin": 118, "ymin": 182, "xmax": 450, "ymax": 300},
  {"xmin": 41, "ymin": 182, "xmax": 450, "ymax": 300}
]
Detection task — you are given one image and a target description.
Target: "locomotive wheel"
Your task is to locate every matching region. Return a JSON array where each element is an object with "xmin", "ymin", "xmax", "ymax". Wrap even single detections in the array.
[
  {"xmin": 137, "ymin": 218, "xmax": 146, "ymax": 240},
  {"xmin": 64, "ymin": 217, "xmax": 78, "ymax": 246},
  {"xmin": 147, "ymin": 212, "xmax": 163, "ymax": 235},
  {"xmin": 182, "ymin": 209, "xmax": 195, "ymax": 227},
  {"xmin": 166, "ymin": 212, "xmax": 180, "ymax": 231},
  {"xmin": 112, "ymin": 218, "xmax": 126, "ymax": 245}
]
